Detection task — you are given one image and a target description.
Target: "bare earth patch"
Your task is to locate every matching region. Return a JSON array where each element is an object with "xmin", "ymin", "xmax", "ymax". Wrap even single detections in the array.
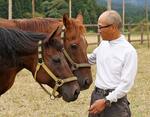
[{"xmin": 0, "ymin": 36, "xmax": 150, "ymax": 117}]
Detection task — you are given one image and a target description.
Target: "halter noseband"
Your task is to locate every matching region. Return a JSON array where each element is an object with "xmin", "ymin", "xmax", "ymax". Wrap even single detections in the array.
[
  {"xmin": 34, "ymin": 40, "xmax": 77, "ymax": 99},
  {"xmin": 60, "ymin": 26, "xmax": 91, "ymax": 71}
]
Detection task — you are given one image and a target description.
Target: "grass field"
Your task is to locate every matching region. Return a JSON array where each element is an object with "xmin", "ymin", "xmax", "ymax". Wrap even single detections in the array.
[{"xmin": 0, "ymin": 37, "xmax": 150, "ymax": 117}]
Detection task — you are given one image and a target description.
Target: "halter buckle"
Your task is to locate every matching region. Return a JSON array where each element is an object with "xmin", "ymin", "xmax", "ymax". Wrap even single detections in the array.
[
  {"xmin": 56, "ymin": 79, "xmax": 64, "ymax": 87},
  {"xmin": 71, "ymin": 63, "xmax": 78, "ymax": 71}
]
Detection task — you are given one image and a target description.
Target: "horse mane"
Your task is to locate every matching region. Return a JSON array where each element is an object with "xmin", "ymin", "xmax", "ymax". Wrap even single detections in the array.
[
  {"xmin": 13, "ymin": 18, "xmax": 85, "ymax": 41},
  {"xmin": 13, "ymin": 18, "xmax": 64, "ymax": 50},
  {"xmin": 0, "ymin": 19, "xmax": 17, "ymax": 28},
  {"xmin": 0, "ymin": 27, "xmax": 47, "ymax": 66},
  {"xmin": 14, "ymin": 18, "xmax": 62, "ymax": 33}
]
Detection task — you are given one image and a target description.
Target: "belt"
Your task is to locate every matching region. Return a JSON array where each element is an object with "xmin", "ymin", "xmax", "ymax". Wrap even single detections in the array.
[{"xmin": 95, "ymin": 87, "xmax": 114, "ymax": 96}]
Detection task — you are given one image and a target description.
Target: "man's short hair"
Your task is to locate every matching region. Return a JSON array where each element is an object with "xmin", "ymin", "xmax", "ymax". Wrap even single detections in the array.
[{"xmin": 99, "ymin": 10, "xmax": 122, "ymax": 31}]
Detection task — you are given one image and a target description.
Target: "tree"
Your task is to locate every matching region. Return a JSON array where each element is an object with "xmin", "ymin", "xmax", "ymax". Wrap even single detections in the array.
[
  {"xmin": 13, "ymin": 0, "xmax": 23, "ymax": 18},
  {"xmin": 0, "ymin": 0, "xmax": 8, "ymax": 18},
  {"xmin": 83, "ymin": 9, "xmax": 91, "ymax": 24},
  {"xmin": 41, "ymin": 0, "xmax": 68, "ymax": 18},
  {"xmin": 72, "ymin": 0, "xmax": 105, "ymax": 24},
  {"xmin": 0, "ymin": 0, "xmax": 107, "ymax": 24}
]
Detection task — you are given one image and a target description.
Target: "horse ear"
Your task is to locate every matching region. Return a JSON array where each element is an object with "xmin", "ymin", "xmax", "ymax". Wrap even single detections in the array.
[
  {"xmin": 45, "ymin": 27, "xmax": 63, "ymax": 50},
  {"xmin": 76, "ymin": 12, "xmax": 83, "ymax": 24},
  {"xmin": 63, "ymin": 14, "xmax": 70, "ymax": 28},
  {"xmin": 45, "ymin": 27, "xmax": 58, "ymax": 43}
]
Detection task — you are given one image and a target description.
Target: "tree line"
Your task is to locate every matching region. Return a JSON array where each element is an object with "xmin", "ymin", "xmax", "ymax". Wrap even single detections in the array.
[{"xmin": 0, "ymin": 0, "xmax": 106, "ymax": 24}]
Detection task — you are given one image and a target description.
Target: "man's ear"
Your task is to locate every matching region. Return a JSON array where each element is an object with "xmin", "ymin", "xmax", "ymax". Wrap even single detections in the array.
[{"xmin": 111, "ymin": 24, "xmax": 118, "ymax": 32}]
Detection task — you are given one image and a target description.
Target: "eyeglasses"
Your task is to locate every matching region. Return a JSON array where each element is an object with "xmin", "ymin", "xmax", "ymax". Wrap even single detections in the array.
[{"xmin": 98, "ymin": 24, "xmax": 112, "ymax": 30}]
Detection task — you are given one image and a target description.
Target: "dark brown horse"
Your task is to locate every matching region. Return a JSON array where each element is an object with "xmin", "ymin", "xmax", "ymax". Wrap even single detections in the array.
[
  {"xmin": 0, "ymin": 14, "xmax": 93, "ymax": 90},
  {"xmin": 0, "ymin": 27, "xmax": 80, "ymax": 102}
]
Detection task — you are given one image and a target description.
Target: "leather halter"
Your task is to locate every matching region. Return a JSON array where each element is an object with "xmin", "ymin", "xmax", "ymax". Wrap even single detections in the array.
[
  {"xmin": 34, "ymin": 40, "xmax": 77, "ymax": 99},
  {"xmin": 60, "ymin": 26, "xmax": 91, "ymax": 71}
]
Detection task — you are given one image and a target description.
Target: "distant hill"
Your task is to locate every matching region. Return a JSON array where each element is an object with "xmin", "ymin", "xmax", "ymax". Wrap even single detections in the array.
[
  {"xmin": 96, "ymin": 0, "xmax": 150, "ymax": 23},
  {"xmin": 96, "ymin": 0, "xmax": 150, "ymax": 7}
]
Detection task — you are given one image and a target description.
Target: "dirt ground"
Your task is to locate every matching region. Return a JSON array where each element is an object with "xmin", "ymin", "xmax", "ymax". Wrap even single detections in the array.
[{"xmin": 0, "ymin": 35, "xmax": 150, "ymax": 117}]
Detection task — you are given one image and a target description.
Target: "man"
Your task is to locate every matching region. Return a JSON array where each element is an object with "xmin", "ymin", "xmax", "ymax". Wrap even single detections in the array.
[{"xmin": 88, "ymin": 10, "xmax": 137, "ymax": 117}]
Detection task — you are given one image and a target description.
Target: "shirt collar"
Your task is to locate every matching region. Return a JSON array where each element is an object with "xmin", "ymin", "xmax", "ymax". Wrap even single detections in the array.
[{"xmin": 108, "ymin": 35, "xmax": 124, "ymax": 44}]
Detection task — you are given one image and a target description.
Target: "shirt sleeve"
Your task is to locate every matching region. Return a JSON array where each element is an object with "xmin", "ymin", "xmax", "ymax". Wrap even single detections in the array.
[
  {"xmin": 106, "ymin": 50, "xmax": 138, "ymax": 103},
  {"xmin": 88, "ymin": 47, "xmax": 98, "ymax": 65}
]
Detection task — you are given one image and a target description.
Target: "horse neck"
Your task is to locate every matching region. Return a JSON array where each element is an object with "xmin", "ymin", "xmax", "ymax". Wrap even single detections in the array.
[
  {"xmin": 19, "ymin": 50, "xmax": 38, "ymax": 76},
  {"xmin": 0, "ymin": 67, "xmax": 22, "ymax": 95}
]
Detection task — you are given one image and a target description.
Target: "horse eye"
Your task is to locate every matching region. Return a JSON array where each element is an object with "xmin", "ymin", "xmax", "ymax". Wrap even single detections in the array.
[
  {"xmin": 71, "ymin": 44, "xmax": 78, "ymax": 49},
  {"xmin": 52, "ymin": 57, "xmax": 61, "ymax": 63}
]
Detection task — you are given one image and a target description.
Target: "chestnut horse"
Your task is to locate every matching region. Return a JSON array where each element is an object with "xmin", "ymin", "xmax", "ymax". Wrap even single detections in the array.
[
  {"xmin": 0, "ymin": 14, "xmax": 93, "ymax": 90},
  {"xmin": 0, "ymin": 27, "xmax": 80, "ymax": 102}
]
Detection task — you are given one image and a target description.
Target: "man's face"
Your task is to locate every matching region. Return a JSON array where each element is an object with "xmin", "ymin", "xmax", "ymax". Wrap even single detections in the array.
[{"xmin": 98, "ymin": 15, "xmax": 114, "ymax": 41}]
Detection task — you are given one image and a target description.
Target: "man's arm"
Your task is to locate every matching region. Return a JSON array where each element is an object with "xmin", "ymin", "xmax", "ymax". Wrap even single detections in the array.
[
  {"xmin": 106, "ymin": 50, "xmax": 138, "ymax": 103},
  {"xmin": 87, "ymin": 47, "xmax": 98, "ymax": 65}
]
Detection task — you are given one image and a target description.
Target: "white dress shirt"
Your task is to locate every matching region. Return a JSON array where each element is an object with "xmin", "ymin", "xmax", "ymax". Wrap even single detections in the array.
[{"xmin": 88, "ymin": 35, "xmax": 137, "ymax": 103}]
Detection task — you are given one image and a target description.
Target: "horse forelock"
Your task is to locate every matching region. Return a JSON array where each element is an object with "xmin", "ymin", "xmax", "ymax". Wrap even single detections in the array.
[{"xmin": 65, "ymin": 18, "xmax": 86, "ymax": 41}]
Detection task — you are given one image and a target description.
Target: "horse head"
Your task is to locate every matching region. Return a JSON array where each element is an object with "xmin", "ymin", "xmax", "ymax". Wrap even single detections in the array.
[
  {"xmin": 62, "ymin": 14, "xmax": 93, "ymax": 90},
  {"xmin": 0, "ymin": 16, "xmax": 93, "ymax": 91},
  {"xmin": 0, "ymin": 27, "xmax": 80, "ymax": 102},
  {"xmin": 36, "ymin": 28, "xmax": 81, "ymax": 102}
]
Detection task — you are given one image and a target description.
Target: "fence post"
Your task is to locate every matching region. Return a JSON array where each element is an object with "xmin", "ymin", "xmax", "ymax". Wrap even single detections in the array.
[
  {"xmin": 140, "ymin": 23, "xmax": 144, "ymax": 44},
  {"xmin": 32, "ymin": 0, "xmax": 35, "ymax": 18},
  {"xmin": 147, "ymin": 23, "xmax": 150, "ymax": 48},
  {"xmin": 97, "ymin": 33, "xmax": 101, "ymax": 46},
  {"xmin": 128, "ymin": 24, "xmax": 131, "ymax": 42},
  {"xmin": 8, "ymin": 0, "xmax": 12, "ymax": 19}
]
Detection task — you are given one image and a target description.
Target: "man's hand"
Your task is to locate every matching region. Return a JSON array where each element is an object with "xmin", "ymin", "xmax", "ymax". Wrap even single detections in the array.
[{"xmin": 88, "ymin": 99, "xmax": 106, "ymax": 114}]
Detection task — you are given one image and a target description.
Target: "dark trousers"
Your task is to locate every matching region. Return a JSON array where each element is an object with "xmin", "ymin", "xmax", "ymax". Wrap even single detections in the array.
[{"xmin": 88, "ymin": 87, "xmax": 131, "ymax": 117}]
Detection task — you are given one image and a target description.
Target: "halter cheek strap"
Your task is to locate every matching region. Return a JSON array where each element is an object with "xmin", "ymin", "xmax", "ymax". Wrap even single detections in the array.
[{"xmin": 62, "ymin": 48, "xmax": 91, "ymax": 71}]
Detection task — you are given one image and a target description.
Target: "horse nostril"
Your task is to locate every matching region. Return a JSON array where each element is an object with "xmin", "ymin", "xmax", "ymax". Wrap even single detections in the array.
[
  {"xmin": 52, "ymin": 56, "xmax": 61, "ymax": 63},
  {"xmin": 74, "ymin": 89, "xmax": 80, "ymax": 99},
  {"xmin": 84, "ymin": 79, "xmax": 90, "ymax": 86}
]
